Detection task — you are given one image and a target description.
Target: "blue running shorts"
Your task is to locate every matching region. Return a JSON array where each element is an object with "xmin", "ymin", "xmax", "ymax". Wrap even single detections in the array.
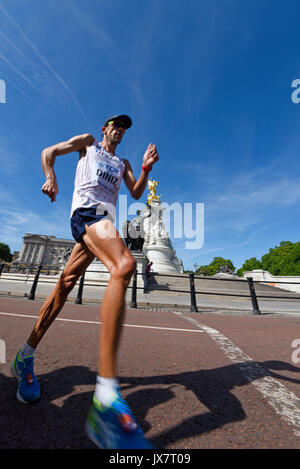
[{"xmin": 70, "ymin": 206, "xmax": 108, "ymax": 243}]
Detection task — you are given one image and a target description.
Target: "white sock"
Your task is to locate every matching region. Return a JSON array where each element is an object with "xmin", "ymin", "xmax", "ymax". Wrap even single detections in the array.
[
  {"xmin": 94, "ymin": 376, "xmax": 119, "ymax": 408},
  {"xmin": 20, "ymin": 342, "xmax": 35, "ymax": 359}
]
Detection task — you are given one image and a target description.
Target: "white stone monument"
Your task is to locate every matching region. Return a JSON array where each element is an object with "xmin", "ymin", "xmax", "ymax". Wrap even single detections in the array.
[{"xmin": 142, "ymin": 178, "xmax": 183, "ymax": 274}]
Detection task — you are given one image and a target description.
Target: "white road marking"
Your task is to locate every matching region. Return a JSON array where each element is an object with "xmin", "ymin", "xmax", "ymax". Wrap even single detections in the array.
[
  {"xmin": 0, "ymin": 311, "xmax": 203, "ymax": 334},
  {"xmin": 173, "ymin": 311, "xmax": 300, "ymax": 438},
  {"xmin": 3, "ymin": 309, "xmax": 299, "ymax": 437}
]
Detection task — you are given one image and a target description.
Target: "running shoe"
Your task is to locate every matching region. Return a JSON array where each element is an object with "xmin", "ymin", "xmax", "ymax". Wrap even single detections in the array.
[
  {"xmin": 85, "ymin": 389, "xmax": 153, "ymax": 449},
  {"xmin": 11, "ymin": 350, "xmax": 40, "ymax": 404}
]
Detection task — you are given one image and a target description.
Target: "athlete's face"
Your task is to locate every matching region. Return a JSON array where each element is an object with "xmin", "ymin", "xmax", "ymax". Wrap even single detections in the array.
[{"xmin": 103, "ymin": 122, "xmax": 127, "ymax": 145}]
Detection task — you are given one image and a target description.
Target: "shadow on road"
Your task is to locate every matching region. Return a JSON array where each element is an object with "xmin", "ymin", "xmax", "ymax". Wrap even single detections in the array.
[
  {"xmin": 121, "ymin": 360, "xmax": 300, "ymax": 448},
  {"xmin": 0, "ymin": 360, "xmax": 299, "ymax": 448},
  {"xmin": 0, "ymin": 366, "xmax": 96, "ymax": 449}
]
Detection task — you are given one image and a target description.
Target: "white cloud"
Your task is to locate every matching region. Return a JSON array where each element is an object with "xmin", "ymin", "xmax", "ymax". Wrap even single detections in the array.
[{"xmin": 0, "ymin": 200, "xmax": 72, "ymax": 251}]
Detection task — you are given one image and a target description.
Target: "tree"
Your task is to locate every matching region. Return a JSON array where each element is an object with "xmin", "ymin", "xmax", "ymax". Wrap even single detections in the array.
[
  {"xmin": 261, "ymin": 241, "xmax": 300, "ymax": 275},
  {"xmin": 195, "ymin": 257, "xmax": 235, "ymax": 276},
  {"xmin": 0, "ymin": 242, "xmax": 12, "ymax": 262},
  {"xmin": 237, "ymin": 241, "xmax": 300, "ymax": 277},
  {"xmin": 236, "ymin": 257, "xmax": 262, "ymax": 277}
]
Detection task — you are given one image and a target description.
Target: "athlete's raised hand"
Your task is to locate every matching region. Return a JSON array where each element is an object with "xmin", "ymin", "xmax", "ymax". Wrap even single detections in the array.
[{"xmin": 143, "ymin": 143, "xmax": 159, "ymax": 168}]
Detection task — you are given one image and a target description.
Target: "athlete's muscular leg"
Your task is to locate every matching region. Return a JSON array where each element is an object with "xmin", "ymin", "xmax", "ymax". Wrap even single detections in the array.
[
  {"xmin": 82, "ymin": 220, "xmax": 136, "ymax": 378},
  {"xmin": 27, "ymin": 242, "xmax": 95, "ymax": 348}
]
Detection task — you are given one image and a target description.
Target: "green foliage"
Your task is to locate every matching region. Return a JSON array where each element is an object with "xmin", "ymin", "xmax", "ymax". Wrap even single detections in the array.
[
  {"xmin": 0, "ymin": 242, "xmax": 12, "ymax": 262},
  {"xmin": 261, "ymin": 241, "xmax": 300, "ymax": 276},
  {"xmin": 195, "ymin": 257, "xmax": 236, "ymax": 276},
  {"xmin": 194, "ymin": 241, "xmax": 300, "ymax": 278},
  {"xmin": 236, "ymin": 257, "xmax": 262, "ymax": 277},
  {"xmin": 236, "ymin": 241, "xmax": 300, "ymax": 277}
]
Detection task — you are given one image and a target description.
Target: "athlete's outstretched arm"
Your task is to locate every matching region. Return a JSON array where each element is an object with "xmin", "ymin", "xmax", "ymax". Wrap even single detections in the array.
[
  {"xmin": 41, "ymin": 133, "xmax": 95, "ymax": 202},
  {"xmin": 123, "ymin": 143, "xmax": 159, "ymax": 200}
]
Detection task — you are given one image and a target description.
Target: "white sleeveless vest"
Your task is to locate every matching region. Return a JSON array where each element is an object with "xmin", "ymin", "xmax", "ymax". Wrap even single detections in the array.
[{"xmin": 70, "ymin": 141, "xmax": 125, "ymax": 220}]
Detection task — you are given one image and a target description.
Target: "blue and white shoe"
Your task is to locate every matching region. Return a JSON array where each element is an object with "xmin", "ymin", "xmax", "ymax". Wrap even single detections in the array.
[
  {"xmin": 11, "ymin": 350, "xmax": 40, "ymax": 404},
  {"xmin": 86, "ymin": 389, "xmax": 153, "ymax": 449}
]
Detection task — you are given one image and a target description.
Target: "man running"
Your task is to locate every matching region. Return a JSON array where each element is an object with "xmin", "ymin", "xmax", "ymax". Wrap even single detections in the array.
[{"xmin": 11, "ymin": 114, "xmax": 159, "ymax": 448}]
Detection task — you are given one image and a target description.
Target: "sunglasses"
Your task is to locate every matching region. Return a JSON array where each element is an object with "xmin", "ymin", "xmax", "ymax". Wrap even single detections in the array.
[{"xmin": 107, "ymin": 120, "xmax": 126, "ymax": 129}]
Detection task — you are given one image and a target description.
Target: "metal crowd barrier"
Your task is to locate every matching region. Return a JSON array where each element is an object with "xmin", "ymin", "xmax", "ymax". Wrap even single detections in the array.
[{"xmin": 1, "ymin": 262, "xmax": 300, "ymax": 315}]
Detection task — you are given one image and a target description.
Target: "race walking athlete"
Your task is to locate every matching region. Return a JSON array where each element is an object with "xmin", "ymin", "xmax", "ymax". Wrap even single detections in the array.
[{"xmin": 11, "ymin": 114, "xmax": 159, "ymax": 448}]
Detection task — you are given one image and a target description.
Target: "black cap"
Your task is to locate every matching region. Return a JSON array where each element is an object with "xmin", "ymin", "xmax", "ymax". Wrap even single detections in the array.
[{"xmin": 103, "ymin": 114, "xmax": 132, "ymax": 129}]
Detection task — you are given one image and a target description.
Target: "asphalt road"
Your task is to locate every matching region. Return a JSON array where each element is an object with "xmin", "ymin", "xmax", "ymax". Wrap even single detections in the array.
[{"xmin": 1, "ymin": 297, "xmax": 300, "ymax": 450}]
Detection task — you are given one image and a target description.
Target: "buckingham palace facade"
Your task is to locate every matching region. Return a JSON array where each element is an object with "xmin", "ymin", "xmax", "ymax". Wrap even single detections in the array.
[{"xmin": 17, "ymin": 233, "xmax": 75, "ymax": 268}]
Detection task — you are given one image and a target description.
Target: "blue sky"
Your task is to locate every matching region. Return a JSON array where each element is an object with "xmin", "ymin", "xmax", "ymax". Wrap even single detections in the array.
[{"xmin": 1, "ymin": 0, "xmax": 300, "ymax": 271}]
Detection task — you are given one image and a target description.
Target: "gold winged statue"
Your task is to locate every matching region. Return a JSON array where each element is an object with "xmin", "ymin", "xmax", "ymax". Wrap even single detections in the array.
[{"xmin": 147, "ymin": 178, "xmax": 161, "ymax": 205}]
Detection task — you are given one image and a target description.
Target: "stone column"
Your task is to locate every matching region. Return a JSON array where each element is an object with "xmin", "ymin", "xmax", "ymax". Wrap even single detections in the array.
[
  {"xmin": 31, "ymin": 243, "xmax": 38, "ymax": 264},
  {"xmin": 18, "ymin": 242, "xmax": 26, "ymax": 262},
  {"xmin": 24, "ymin": 243, "xmax": 31, "ymax": 263},
  {"xmin": 36, "ymin": 244, "xmax": 44, "ymax": 264}
]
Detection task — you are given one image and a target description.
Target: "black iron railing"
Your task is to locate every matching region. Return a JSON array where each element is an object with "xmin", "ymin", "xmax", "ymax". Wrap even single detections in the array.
[{"xmin": 1, "ymin": 262, "xmax": 300, "ymax": 315}]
